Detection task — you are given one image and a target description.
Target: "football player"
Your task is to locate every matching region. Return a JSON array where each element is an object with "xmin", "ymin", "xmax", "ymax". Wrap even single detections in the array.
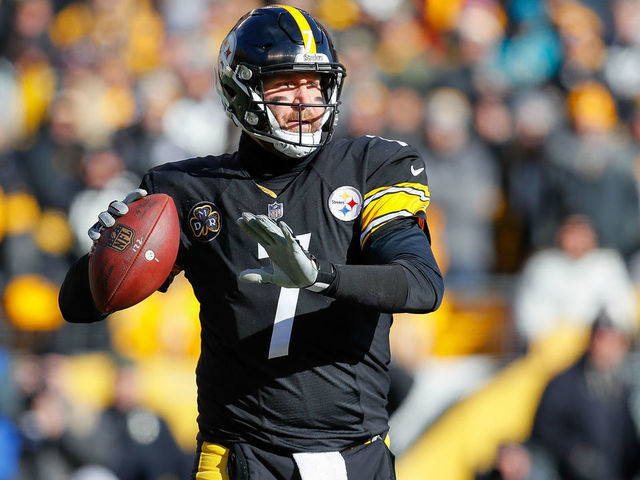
[{"xmin": 59, "ymin": 5, "xmax": 444, "ymax": 479}]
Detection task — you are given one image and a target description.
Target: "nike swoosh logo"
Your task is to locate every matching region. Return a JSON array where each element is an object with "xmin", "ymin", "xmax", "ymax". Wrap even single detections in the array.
[{"xmin": 411, "ymin": 165, "xmax": 424, "ymax": 176}]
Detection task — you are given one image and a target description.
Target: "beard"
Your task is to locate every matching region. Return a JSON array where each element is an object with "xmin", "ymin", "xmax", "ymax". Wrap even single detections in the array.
[{"xmin": 282, "ymin": 107, "xmax": 325, "ymax": 133}]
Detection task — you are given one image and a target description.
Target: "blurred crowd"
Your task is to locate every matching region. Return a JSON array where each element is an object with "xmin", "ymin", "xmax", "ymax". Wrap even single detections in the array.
[{"xmin": 1, "ymin": 0, "xmax": 640, "ymax": 478}]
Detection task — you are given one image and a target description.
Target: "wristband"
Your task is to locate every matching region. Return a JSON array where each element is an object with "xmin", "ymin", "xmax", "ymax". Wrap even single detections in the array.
[{"xmin": 306, "ymin": 259, "xmax": 336, "ymax": 293}]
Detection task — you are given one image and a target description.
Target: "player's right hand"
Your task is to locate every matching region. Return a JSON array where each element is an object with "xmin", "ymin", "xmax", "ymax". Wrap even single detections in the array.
[
  {"xmin": 87, "ymin": 189, "xmax": 147, "ymax": 242},
  {"xmin": 237, "ymin": 212, "xmax": 320, "ymax": 289}
]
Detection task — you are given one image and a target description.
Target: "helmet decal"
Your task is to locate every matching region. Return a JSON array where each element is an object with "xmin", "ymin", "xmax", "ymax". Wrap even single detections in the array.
[
  {"xmin": 274, "ymin": 4, "xmax": 317, "ymax": 53},
  {"xmin": 221, "ymin": 32, "xmax": 236, "ymax": 65}
]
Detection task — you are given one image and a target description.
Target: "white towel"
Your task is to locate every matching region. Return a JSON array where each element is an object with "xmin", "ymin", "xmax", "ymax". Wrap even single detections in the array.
[{"xmin": 292, "ymin": 451, "xmax": 348, "ymax": 480}]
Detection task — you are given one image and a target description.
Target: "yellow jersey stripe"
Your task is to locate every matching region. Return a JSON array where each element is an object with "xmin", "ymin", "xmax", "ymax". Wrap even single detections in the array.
[
  {"xmin": 362, "ymin": 187, "xmax": 431, "ymax": 227},
  {"xmin": 360, "ymin": 185, "xmax": 431, "ymax": 246},
  {"xmin": 363, "ymin": 183, "xmax": 430, "ymax": 207},
  {"xmin": 256, "ymin": 183, "xmax": 278, "ymax": 198},
  {"xmin": 274, "ymin": 4, "xmax": 317, "ymax": 53}
]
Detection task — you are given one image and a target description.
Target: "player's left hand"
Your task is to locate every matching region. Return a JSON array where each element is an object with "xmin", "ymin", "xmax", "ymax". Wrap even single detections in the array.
[
  {"xmin": 237, "ymin": 212, "xmax": 320, "ymax": 289},
  {"xmin": 88, "ymin": 189, "xmax": 148, "ymax": 242}
]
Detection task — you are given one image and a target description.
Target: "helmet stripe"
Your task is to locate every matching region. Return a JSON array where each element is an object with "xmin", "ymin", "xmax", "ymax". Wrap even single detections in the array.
[{"xmin": 274, "ymin": 5, "xmax": 317, "ymax": 53}]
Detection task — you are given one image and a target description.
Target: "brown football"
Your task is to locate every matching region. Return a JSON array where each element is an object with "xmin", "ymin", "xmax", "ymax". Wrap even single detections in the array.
[{"xmin": 88, "ymin": 193, "xmax": 180, "ymax": 313}]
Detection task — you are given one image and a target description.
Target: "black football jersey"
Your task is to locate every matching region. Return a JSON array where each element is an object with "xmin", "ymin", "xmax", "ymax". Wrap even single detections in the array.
[{"xmin": 139, "ymin": 135, "xmax": 431, "ymax": 453}]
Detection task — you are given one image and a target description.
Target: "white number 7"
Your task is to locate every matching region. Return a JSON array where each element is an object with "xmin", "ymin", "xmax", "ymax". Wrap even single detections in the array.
[
  {"xmin": 258, "ymin": 233, "xmax": 311, "ymax": 359},
  {"xmin": 302, "ymin": 30, "xmax": 313, "ymax": 53}
]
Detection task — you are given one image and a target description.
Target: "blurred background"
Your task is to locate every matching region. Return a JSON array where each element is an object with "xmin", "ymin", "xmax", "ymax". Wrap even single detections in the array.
[{"xmin": 1, "ymin": 0, "xmax": 640, "ymax": 478}]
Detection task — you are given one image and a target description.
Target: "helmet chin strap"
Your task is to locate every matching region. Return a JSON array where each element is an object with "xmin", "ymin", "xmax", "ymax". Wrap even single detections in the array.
[
  {"xmin": 247, "ymin": 128, "xmax": 319, "ymax": 158},
  {"xmin": 274, "ymin": 141, "xmax": 317, "ymax": 158},
  {"xmin": 248, "ymin": 130, "xmax": 317, "ymax": 159},
  {"xmin": 271, "ymin": 127, "xmax": 321, "ymax": 158}
]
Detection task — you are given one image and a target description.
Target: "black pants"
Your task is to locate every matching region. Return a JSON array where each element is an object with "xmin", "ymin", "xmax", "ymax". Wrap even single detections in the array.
[{"xmin": 191, "ymin": 436, "xmax": 396, "ymax": 480}]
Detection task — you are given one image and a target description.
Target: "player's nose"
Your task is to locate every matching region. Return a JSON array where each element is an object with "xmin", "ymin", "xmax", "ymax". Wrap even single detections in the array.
[{"xmin": 293, "ymin": 85, "xmax": 315, "ymax": 105}]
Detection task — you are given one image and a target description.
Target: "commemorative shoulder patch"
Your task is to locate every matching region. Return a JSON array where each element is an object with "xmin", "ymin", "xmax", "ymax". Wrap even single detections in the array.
[{"xmin": 188, "ymin": 201, "xmax": 221, "ymax": 242}]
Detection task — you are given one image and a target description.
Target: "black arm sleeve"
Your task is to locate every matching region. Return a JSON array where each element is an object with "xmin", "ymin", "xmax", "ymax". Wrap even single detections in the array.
[
  {"xmin": 324, "ymin": 219, "xmax": 444, "ymax": 313},
  {"xmin": 58, "ymin": 254, "xmax": 108, "ymax": 323}
]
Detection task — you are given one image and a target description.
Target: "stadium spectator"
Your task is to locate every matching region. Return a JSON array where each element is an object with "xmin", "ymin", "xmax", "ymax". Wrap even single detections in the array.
[
  {"xmin": 474, "ymin": 441, "xmax": 562, "ymax": 480},
  {"xmin": 604, "ymin": 0, "xmax": 640, "ymax": 108},
  {"xmin": 514, "ymin": 214, "xmax": 637, "ymax": 344},
  {"xmin": 420, "ymin": 86, "xmax": 500, "ymax": 285},
  {"xmin": 11, "ymin": 353, "xmax": 188, "ymax": 480},
  {"xmin": 67, "ymin": 148, "xmax": 138, "ymax": 255},
  {"xmin": 533, "ymin": 81, "xmax": 640, "ymax": 256},
  {"xmin": 17, "ymin": 91, "xmax": 85, "ymax": 212},
  {"xmin": 529, "ymin": 313, "xmax": 640, "ymax": 480},
  {"xmin": 493, "ymin": 88, "xmax": 561, "ymax": 271},
  {"xmin": 0, "ymin": 347, "xmax": 20, "ymax": 480},
  {"xmin": 79, "ymin": 362, "xmax": 190, "ymax": 479},
  {"xmin": 14, "ymin": 353, "xmax": 98, "ymax": 480}
]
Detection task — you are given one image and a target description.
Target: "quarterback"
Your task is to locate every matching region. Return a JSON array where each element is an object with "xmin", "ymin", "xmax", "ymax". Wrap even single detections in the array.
[{"xmin": 59, "ymin": 5, "xmax": 444, "ymax": 480}]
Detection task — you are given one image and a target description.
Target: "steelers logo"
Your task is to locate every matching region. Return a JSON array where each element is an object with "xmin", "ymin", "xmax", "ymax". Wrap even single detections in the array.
[
  {"xmin": 219, "ymin": 32, "xmax": 236, "ymax": 67},
  {"xmin": 328, "ymin": 186, "xmax": 362, "ymax": 221},
  {"xmin": 188, "ymin": 201, "xmax": 221, "ymax": 242}
]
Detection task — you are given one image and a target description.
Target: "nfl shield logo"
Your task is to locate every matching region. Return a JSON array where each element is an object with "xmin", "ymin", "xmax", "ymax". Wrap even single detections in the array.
[{"xmin": 268, "ymin": 202, "xmax": 283, "ymax": 220}]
